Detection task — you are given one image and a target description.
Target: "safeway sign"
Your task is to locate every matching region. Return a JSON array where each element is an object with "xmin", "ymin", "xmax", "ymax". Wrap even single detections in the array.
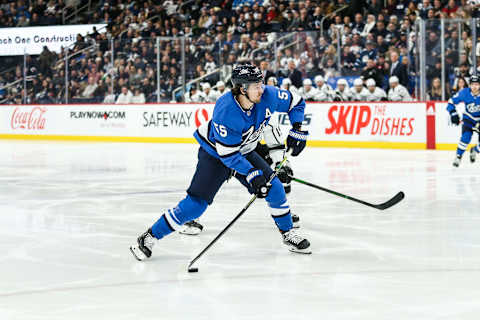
[{"xmin": 307, "ymin": 102, "xmax": 426, "ymax": 144}]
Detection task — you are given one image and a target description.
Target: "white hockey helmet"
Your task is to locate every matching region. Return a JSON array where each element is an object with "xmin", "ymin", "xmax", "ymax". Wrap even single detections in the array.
[
  {"xmin": 366, "ymin": 78, "xmax": 376, "ymax": 87},
  {"xmin": 201, "ymin": 82, "xmax": 211, "ymax": 90},
  {"xmin": 337, "ymin": 78, "xmax": 348, "ymax": 86},
  {"xmin": 353, "ymin": 78, "xmax": 363, "ymax": 87},
  {"xmin": 303, "ymin": 78, "xmax": 312, "ymax": 86},
  {"xmin": 216, "ymin": 80, "xmax": 225, "ymax": 88},
  {"xmin": 389, "ymin": 76, "xmax": 399, "ymax": 84},
  {"xmin": 314, "ymin": 75, "xmax": 324, "ymax": 83},
  {"xmin": 282, "ymin": 78, "xmax": 292, "ymax": 86}
]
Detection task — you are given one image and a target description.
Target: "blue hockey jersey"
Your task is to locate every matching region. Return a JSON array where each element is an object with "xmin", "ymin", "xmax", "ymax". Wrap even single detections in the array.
[
  {"xmin": 194, "ymin": 85, "xmax": 305, "ymax": 176},
  {"xmin": 447, "ymin": 88, "xmax": 480, "ymax": 126}
]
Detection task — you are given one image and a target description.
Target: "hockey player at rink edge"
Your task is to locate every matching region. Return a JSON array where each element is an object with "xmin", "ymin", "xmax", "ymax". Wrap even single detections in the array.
[
  {"xmin": 130, "ymin": 64, "xmax": 311, "ymax": 261},
  {"xmin": 447, "ymin": 75, "xmax": 480, "ymax": 167}
]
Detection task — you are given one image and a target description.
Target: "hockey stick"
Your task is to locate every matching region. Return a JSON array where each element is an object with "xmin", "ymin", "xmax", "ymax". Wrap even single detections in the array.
[
  {"xmin": 290, "ymin": 176, "xmax": 404, "ymax": 210},
  {"xmin": 187, "ymin": 153, "xmax": 291, "ymax": 273}
]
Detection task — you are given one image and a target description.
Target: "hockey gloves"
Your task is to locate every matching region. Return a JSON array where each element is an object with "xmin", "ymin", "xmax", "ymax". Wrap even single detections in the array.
[
  {"xmin": 275, "ymin": 160, "xmax": 293, "ymax": 184},
  {"xmin": 450, "ymin": 112, "xmax": 460, "ymax": 125},
  {"xmin": 246, "ymin": 168, "xmax": 270, "ymax": 198},
  {"xmin": 287, "ymin": 122, "xmax": 309, "ymax": 156}
]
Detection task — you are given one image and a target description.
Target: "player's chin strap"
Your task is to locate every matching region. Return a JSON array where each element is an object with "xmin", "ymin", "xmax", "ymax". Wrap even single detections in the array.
[{"xmin": 241, "ymin": 84, "xmax": 256, "ymax": 105}]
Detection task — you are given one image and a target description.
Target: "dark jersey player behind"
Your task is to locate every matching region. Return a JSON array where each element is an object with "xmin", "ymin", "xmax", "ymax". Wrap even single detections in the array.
[{"xmin": 130, "ymin": 64, "xmax": 311, "ymax": 261}]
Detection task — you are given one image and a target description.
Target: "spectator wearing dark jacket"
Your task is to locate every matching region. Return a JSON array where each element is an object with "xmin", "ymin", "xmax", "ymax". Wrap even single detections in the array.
[{"xmin": 389, "ymin": 51, "xmax": 408, "ymax": 87}]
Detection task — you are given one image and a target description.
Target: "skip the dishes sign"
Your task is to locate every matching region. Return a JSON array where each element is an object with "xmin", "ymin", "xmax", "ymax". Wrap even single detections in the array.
[
  {"xmin": 316, "ymin": 102, "xmax": 426, "ymax": 142},
  {"xmin": 0, "ymin": 24, "xmax": 106, "ymax": 56}
]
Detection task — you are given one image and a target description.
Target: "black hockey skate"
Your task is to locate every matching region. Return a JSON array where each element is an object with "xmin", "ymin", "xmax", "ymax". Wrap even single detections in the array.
[
  {"xmin": 130, "ymin": 228, "xmax": 156, "ymax": 261},
  {"xmin": 282, "ymin": 229, "xmax": 311, "ymax": 254},
  {"xmin": 179, "ymin": 219, "xmax": 204, "ymax": 235},
  {"xmin": 292, "ymin": 214, "xmax": 300, "ymax": 228},
  {"xmin": 470, "ymin": 147, "xmax": 477, "ymax": 163},
  {"xmin": 453, "ymin": 155, "xmax": 461, "ymax": 167}
]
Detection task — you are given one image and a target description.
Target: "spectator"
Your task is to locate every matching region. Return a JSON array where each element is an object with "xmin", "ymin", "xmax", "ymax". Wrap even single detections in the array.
[
  {"xmin": 116, "ymin": 86, "xmax": 133, "ymax": 104},
  {"xmin": 361, "ymin": 58, "xmax": 384, "ymax": 88},
  {"xmin": 428, "ymin": 77, "xmax": 444, "ymax": 101},
  {"xmin": 388, "ymin": 76, "xmax": 412, "ymax": 101},
  {"xmin": 131, "ymin": 87, "xmax": 146, "ymax": 103},
  {"xmin": 82, "ymin": 76, "xmax": 98, "ymax": 98},
  {"xmin": 452, "ymin": 76, "xmax": 468, "ymax": 93},
  {"xmin": 389, "ymin": 51, "xmax": 408, "ymax": 87}
]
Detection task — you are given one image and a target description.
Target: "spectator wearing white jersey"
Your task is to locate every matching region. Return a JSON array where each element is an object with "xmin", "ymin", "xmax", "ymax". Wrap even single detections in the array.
[
  {"xmin": 388, "ymin": 76, "xmax": 412, "ymax": 101},
  {"xmin": 365, "ymin": 78, "xmax": 387, "ymax": 101},
  {"xmin": 350, "ymin": 78, "xmax": 369, "ymax": 101}
]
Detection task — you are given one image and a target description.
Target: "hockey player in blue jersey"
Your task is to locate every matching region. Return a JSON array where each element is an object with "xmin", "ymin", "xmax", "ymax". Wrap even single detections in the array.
[
  {"xmin": 447, "ymin": 75, "xmax": 480, "ymax": 167},
  {"xmin": 130, "ymin": 64, "xmax": 311, "ymax": 261},
  {"xmin": 179, "ymin": 115, "xmax": 300, "ymax": 235}
]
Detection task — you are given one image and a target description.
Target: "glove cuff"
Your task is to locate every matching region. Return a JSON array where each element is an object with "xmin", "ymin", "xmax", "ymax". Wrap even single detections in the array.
[{"xmin": 246, "ymin": 169, "xmax": 263, "ymax": 184}]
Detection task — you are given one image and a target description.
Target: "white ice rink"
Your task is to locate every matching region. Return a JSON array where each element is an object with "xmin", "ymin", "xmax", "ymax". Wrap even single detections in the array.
[{"xmin": 0, "ymin": 141, "xmax": 479, "ymax": 320}]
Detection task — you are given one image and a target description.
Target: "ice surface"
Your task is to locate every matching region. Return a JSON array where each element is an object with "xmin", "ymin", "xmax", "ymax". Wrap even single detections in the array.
[{"xmin": 0, "ymin": 141, "xmax": 479, "ymax": 319}]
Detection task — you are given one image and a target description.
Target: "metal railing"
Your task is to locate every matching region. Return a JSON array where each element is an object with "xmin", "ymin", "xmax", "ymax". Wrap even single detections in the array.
[
  {"xmin": 171, "ymin": 67, "xmax": 223, "ymax": 102},
  {"xmin": 62, "ymin": 0, "xmax": 92, "ymax": 24},
  {"xmin": 320, "ymin": 5, "xmax": 349, "ymax": 37}
]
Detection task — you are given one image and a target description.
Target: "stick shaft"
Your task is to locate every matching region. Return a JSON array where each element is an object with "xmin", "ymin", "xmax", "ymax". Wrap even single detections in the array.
[
  {"xmin": 188, "ymin": 155, "xmax": 290, "ymax": 269},
  {"xmin": 291, "ymin": 176, "xmax": 404, "ymax": 210}
]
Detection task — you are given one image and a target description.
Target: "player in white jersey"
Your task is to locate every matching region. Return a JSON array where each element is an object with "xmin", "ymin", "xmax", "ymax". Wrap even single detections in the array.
[
  {"xmin": 365, "ymin": 78, "xmax": 387, "ymax": 101},
  {"xmin": 349, "ymin": 78, "xmax": 369, "ymax": 101},
  {"xmin": 201, "ymin": 82, "xmax": 219, "ymax": 102},
  {"xmin": 298, "ymin": 78, "xmax": 319, "ymax": 101},
  {"xmin": 313, "ymin": 75, "xmax": 334, "ymax": 101},
  {"xmin": 334, "ymin": 78, "xmax": 352, "ymax": 101},
  {"xmin": 387, "ymin": 76, "xmax": 412, "ymax": 101}
]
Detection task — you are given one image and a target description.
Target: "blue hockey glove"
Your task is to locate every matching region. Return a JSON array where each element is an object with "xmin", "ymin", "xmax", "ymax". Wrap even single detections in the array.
[
  {"xmin": 246, "ymin": 168, "xmax": 270, "ymax": 198},
  {"xmin": 287, "ymin": 123, "xmax": 309, "ymax": 156},
  {"xmin": 450, "ymin": 112, "xmax": 460, "ymax": 125}
]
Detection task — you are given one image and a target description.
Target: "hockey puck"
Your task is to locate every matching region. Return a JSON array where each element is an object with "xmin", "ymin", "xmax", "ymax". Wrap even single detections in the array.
[{"xmin": 188, "ymin": 267, "xmax": 199, "ymax": 273}]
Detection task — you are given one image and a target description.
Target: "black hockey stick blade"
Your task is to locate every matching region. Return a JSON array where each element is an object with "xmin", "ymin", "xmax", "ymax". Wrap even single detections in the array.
[
  {"xmin": 291, "ymin": 176, "xmax": 404, "ymax": 211},
  {"xmin": 373, "ymin": 191, "xmax": 405, "ymax": 210}
]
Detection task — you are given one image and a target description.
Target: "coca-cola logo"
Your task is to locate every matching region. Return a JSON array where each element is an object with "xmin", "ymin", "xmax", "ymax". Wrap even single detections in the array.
[{"xmin": 11, "ymin": 106, "xmax": 47, "ymax": 130}]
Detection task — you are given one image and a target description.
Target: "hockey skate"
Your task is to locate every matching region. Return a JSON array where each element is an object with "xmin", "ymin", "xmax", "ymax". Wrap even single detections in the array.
[
  {"xmin": 130, "ymin": 229, "xmax": 156, "ymax": 261},
  {"xmin": 179, "ymin": 219, "xmax": 204, "ymax": 235},
  {"xmin": 453, "ymin": 155, "xmax": 461, "ymax": 167},
  {"xmin": 282, "ymin": 229, "xmax": 311, "ymax": 254},
  {"xmin": 292, "ymin": 214, "xmax": 300, "ymax": 228},
  {"xmin": 470, "ymin": 147, "xmax": 477, "ymax": 163}
]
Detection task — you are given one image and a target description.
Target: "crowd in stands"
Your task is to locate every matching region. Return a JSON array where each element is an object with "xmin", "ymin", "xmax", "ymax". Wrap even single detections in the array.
[{"xmin": 0, "ymin": 0, "xmax": 478, "ymax": 104}]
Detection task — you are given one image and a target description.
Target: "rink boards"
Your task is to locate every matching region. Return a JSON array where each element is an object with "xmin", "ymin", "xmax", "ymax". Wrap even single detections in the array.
[{"xmin": 0, "ymin": 102, "xmax": 469, "ymax": 150}]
